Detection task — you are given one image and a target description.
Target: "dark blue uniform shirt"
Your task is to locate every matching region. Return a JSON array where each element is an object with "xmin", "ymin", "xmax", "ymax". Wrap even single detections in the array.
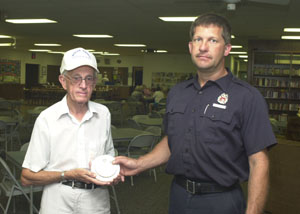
[{"xmin": 164, "ymin": 70, "xmax": 277, "ymax": 187}]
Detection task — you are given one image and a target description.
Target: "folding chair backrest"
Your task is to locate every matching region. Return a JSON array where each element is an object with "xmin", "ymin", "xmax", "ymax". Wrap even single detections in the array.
[
  {"xmin": 127, "ymin": 134, "xmax": 156, "ymax": 156},
  {"xmin": 145, "ymin": 126, "xmax": 162, "ymax": 137},
  {"xmin": 127, "ymin": 118, "xmax": 143, "ymax": 130},
  {"xmin": 0, "ymin": 157, "xmax": 19, "ymax": 185},
  {"xmin": 0, "ymin": 157, "xmax": 42, "ymax": 214},
  {"xmin": 20, "ymin": 142, "xmax": 30, "ymax": 152}
]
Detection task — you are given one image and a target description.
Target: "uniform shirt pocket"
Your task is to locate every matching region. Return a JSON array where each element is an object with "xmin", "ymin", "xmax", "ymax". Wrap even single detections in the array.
[
  {"xmin": 166, "ymin": 103, "xmax": 187, "ymax": 136},
  {"xmin": 197, "ymin": 104, "xmax": 234, "ymax": 142}
]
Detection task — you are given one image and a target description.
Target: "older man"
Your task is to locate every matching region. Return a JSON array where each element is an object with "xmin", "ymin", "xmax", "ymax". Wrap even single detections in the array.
[{"xmin": 21, "ymin": 47, "xmax": 116, "ymax": 214}]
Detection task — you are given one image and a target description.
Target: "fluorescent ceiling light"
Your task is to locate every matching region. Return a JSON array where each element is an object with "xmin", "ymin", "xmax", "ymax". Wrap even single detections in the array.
[
  {"xmin": 231, "ymin": 45, "xmax": 242, "ymax": 48},
  {"xmin": 231, "ymin": 35, "xmax": 235, "ymax": 39},
  {"xmin": 92, "ymin": 51, "xmax": 120, "ymax": 56},
  {"xmin": 0, "ymin": 43, "xmax": 13, "ymax": 46},
  {"xmin": 281, "ymin": 36, "xmax": 300, "ymax": 40},
  {"xmin": 238, "ymin": 55, "xmax": 248, "ymax": 58},
  {"xmin": 244, "ymin": 59, "xmax": 248, "ymax": 62},
  {"xmin": 283, "ymin": 28, "xmax": 300, "ymax": 32},
  {"xmin": 141, "ymin": 49, "xmax": 168, "ymax": 53},
  {"xmin": 230, "ymin": 51, "xmax": 247, "ymax": 54},
  {"xmin": 73, "ymin": 34, "xmax": 113, "ymax": 38},
  {"xmin": 159, "ymin": 17, "xmax": 197, "ymax": 22},
  {"xmin": 85, "ymin": 49, "xmax": 95, "ymax": 52},
  {"xmin": 102, "ymin": 53, "xmax": 120, "ymax": 56},
  {"xmin": 114, "ymin": 44, "xmax": 146, "ymax": 47},
  {"xmin": 34, "ymin": 43, "xmax": 61, "ymax": 46},
  {"xmin": 28, "ymin": 49, "xmax": 51, "ymax": 52},
  {"xmin": 0, "ymin": 35, "xmax": 12, "ymax": 38},
  {"xmin": 6, "ymin": 19, "xmax": 57, "ymax": 24},
  {"xmin": 48, "ymin": 51, "xmax": 65, "ymax": 54},
  {"xmin": 155, "ymin": 50, "xmax": 168, "ymax": 53}
]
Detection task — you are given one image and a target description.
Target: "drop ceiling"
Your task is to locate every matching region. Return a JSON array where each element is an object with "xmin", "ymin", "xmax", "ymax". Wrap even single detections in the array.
[{"xmin": 0, "ymin": 0, "xmax": 299, "ymax": 56}]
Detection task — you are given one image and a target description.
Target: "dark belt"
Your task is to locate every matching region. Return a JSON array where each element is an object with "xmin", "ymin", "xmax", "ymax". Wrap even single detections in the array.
[
  {"xmin": 62, "ymin": 180, "xmax": 100, "ymax": 190},
  {"xmin": 174, "ymin": 176, "xmax": 238, "ymax": 194}
]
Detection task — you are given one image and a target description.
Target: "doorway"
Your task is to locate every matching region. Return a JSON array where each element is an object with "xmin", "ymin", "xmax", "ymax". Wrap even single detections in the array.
[
  {"xmin": 132, "ymin": 66, "xmax": 143, "ymax": 87},
  {"xmin": 25, "ymin": 64, "xmax": 39, "ymax": 88}
]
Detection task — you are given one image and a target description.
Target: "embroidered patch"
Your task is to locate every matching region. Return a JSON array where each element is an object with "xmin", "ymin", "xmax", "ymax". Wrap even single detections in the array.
[{"xmin": 217, "ymin": 93, "xmax": 228, "ymax": 104}]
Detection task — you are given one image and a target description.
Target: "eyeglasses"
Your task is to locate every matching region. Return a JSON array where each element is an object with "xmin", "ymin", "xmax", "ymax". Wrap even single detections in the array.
[{"xmin": 64, "ymin": 75, "xmax": 96, "ymax": 86}]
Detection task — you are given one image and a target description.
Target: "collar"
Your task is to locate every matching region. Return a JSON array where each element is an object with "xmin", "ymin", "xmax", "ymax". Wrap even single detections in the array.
[
  {"xmin": 56, "ymin": 96, "xmax": 98, "ymax": 121},
  {"xmin": 186, "ymin": 68, "xmax": 234, "ymax": 92}
]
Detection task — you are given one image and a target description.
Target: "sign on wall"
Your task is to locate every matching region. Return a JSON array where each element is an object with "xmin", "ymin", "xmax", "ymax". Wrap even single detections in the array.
[{"xmin": 0, "ymin": 59, "xmax": 21, "ymax": 83}]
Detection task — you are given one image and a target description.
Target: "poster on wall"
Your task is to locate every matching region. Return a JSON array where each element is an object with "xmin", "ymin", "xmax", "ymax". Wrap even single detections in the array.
[{"xmin": 0, "ymin": 59, "xmax": 21, "ymax": 83}]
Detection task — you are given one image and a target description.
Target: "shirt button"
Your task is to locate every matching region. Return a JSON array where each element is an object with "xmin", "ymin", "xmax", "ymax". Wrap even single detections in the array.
[
  {"xmin": 211, "ymin": 115, "xmax": 215, "ymax": 118},
  {"xmin": 192, "ymin": 109, "xmax": 195, "ymax": 113},
  {"xmin": 198, "ymin": 91, "xmax": 203, "ymax": 95}
]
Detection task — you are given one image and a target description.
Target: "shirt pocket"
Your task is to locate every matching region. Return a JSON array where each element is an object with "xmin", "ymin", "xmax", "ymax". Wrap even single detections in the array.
[
  {"xmin": 197, "ymin": 105, "xmax": 234, "ymax": 142},
  {"xmin": 166, "ymin": 103, "xmax": 187, "ymax": 136}
]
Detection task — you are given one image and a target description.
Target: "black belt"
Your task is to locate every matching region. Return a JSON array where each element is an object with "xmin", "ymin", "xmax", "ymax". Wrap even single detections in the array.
[
  {"xmin": 62, "ymin": 180, "xmax": 100, "ymax": 190},
  {"xmin": 174, "ymin": 176, "xmax": 238, "ymax": 194}
]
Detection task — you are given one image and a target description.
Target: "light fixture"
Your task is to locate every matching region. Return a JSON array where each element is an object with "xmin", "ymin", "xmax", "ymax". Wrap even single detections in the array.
[
  {"xmin": 6, "ymin": 19, "xmax": 57, "ymax": 24},
  {"xmin": 34, "ymin": 43, "xmax": 61, "ymax": 46},
  {"xmin": 281, "ymin": 36, "xmax": 300, "ymax": 40},
  {"xmin": 141, "ymin": 49, "xmax": 168, "ymax": 53},
  {"xmin": 73, "ymin": 34, "xmax": 113, "ymax": 38},
  {"xmin": 231, "ymin": 35, "xmax": 235, "ymax": 39},
  {"xmin": 159, "ymin": 17, "xmax": 197, "ymax": 22},
  {"xmin": 155, "ymin": 50, "xmax": 168, "ymax": 53},
  {"xmin": 114, "ymin": 44, "xmax": 146, "ymax": 47},
  {"xmin": 48, "ymin": 51, "xmax": 65, "ymax": 54},
  {"xmin": 0, "ymin": 43, "xmax": 13, "ymax": 46},
  {"xmin": 238, "ymin": 55, "xmax": 248, "ymax": 58},
  {"xmin": 92, "ymin": 51, "xmax": 120, "ymax": 56},
  {"xmin": 231, "ymin": 45, "xmax": 243, "ymax": 48},
  {"xmin": 283, "ymin": 28, "xmax": 300, "ymax": 32},
  {"xmin": 229, "ymin": 51, "xmax": 247, "ymax": 54},
  {"xmin": 225, "ymin": 0, "xmax": 241, "ymax": 11},
  {"xmin": 28, "ymin": 49, "xmax": 51, "ymax": 52},
  {"xmin": 0, "ymin": 35, "xmax": 12, "ymax": 38},
  {"xmin": 101, "ymin": 53, "xmax": 120, "ymax": 56}
]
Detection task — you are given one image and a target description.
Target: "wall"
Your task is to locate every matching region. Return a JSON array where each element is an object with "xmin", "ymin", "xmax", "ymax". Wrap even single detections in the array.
[
  {"xmin": 0, "ymin": 49, "xmax": 234, "ymax": 88},
  {"xmin": 0, "ymin": 49, "xmax": 62, "ymax": 84}
]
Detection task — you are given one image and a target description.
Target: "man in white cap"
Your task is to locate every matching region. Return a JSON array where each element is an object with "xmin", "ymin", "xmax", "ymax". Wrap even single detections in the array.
[{"xmin": 21, "ymin": 47, "xmax": 117, "ymax": 213}]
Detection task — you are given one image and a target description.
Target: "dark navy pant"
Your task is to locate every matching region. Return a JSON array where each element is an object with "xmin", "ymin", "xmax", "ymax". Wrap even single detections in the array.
[{"xmin": 168, "ymin": 179, "xmax": 246, "ymax": 214}]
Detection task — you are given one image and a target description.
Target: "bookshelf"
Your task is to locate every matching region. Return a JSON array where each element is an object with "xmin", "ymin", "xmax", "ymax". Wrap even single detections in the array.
[{"xmin": 249, "ymin": 51, "xmax": 300, "ymax": 121}]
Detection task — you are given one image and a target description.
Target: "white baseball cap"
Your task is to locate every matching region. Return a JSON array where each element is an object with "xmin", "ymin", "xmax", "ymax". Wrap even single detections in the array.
[{"xmin": 60, "ymin": 47, "xmax": 99, "ymax": 74}]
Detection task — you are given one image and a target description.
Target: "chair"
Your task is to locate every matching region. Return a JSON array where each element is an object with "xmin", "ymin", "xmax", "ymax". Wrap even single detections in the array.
[
  {"xmin": 111, "ymin": 125, "xmax": 117, "ymax": 130},
  {"xmin": 0, "ymin": 157, "xmax": 43, "ymax": 214},
  {"xmin": 0, "ymin": 121, "xmax": 8, "ymax": 152},
  {"xmin": 126, "ymin": 134, "xmax": 157, "ymax": 186},
  {"xmin": 126, "ymin": 118, "xmax": 143, "ymax": 130},
  {"xmin": 107, "ymin": 101, "xmax": 124, "ymax": 126},
  {"xmin": 144, "ymin": 126, "xmax": 162, "ymax": 148},
  {"xmin": 20, "ymin": 142, "xmax": 30, "ymax": 152},
  {"xmin": 132, "ymin": 115, "xmax": 149, "ymax": 121}
]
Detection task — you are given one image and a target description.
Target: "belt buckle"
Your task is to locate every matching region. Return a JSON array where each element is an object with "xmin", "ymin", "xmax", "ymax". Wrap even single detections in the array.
[{"xmin": 186, "ymin": 179, "xmax": 196, "ymax": 194}]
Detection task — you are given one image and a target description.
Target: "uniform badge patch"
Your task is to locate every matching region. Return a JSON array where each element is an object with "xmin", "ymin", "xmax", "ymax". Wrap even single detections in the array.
[{"xmin": 217, "ymin": 93, "xmax": 228, "ymax": 104}]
